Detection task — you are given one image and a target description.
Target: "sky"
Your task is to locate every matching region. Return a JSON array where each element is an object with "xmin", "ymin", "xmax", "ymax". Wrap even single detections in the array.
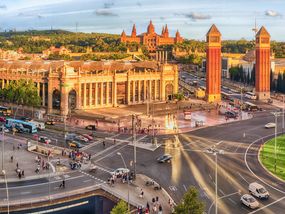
[{"xmin": 0, "ymin": 0, "xmax": 284, "ymax": 41}]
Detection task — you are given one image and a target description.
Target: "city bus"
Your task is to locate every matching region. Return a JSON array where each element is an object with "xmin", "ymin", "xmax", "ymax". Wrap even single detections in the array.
[
  {"xmin": 245, "ymin": 92, "xmax": 257, "ymax": 100},
  {"xmin": 5, "ymin": 118, "xmax": 38, "ymax": 133},
  {"xmin": 0, "ymin": 106, "xmax": 12, "ymax": 116},
  {"xmin": 244, "ymin": 102, "xmax": 259, "ymax": 111}
]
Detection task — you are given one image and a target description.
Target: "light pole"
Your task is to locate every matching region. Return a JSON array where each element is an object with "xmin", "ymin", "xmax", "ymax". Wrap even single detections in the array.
[
  {"xmin": 2, "ymin": 170, "xmax": 9, "ymax": 214},
  {"xmin": 282, "ymin": 95, "xmax": 284, "ymax": 133},
  {"xmin": 271, "ymin": 111, "xmax": 281, "ymax": 173},
  {"xmin": 132, "ymin": 114, "xmax": 137, "ymax": 179},
  {"xmin": 117, "ymin": 152, "xmax": 130, "ymax": 213},
  {"xmin": 1, "ymin": 126, "xmax": 4, "ymax": 172},
  {"xmin": 13, "ymin": 104, "xmax": 22, "ymax": 119}
]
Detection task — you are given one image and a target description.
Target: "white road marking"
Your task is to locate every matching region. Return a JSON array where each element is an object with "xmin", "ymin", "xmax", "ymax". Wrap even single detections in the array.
[
  {"xmin": 20, "ymin": 191, "xmax": 31, "ymax": 195},
  {"xmin": 83, "ymin": 179, "xmax": 92, "ymax": 183},
  {"xmin": 63, "ymin": 174, "xmax": 70, "ymax": 179},
  {"xmin": 209, "ymin": 174, "xmax": 212, "ymax": 180},
  {"xmin": 238, "ymin": 172, "xmax": 249, "ymax": 184},
  {"xmin": 219, "ymin": 189, "xmax": 225, "ymax": 196},
  {"xmin": 208, "ymin": 191, "xmax": 240, "ymax": 214},
  {"xmin": 228, "ymin": 198, "xmax": 237, "ymax": 205},
  {"xmin": 183, "ymin": 184, "xmax": 187, "ymax": 191}
]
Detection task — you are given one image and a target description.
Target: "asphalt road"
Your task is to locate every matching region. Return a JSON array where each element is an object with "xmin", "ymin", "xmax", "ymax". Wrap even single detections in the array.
[{"xmin": 1, "ymin": 106, "xmax": 285, "ymax": 213}]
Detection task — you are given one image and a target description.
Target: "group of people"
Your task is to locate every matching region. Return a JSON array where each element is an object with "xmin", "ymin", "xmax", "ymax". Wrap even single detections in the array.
[
  {"xmin": 35, "ymin": 155, "xmax": 49, "ymax": 173},
  {"xmin": 137, "ymin": 196, "xmax": 163, "ymax": 214},
  {"xmin": 15, "ymin": 162, "xmax": 24, "ymax": 179}
]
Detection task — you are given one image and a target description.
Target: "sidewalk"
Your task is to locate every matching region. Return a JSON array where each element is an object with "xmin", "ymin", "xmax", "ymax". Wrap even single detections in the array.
[{"xmin": 102, "ymin": 174, "xmax": 174, "ymax": 213}]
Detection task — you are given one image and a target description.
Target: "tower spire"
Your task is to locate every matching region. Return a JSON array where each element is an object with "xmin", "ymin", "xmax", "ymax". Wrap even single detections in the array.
[
  {"xmin": 164, "ymin": 24, "xmax": 169, "ymax": 37},
  {"xmin": 131, "ymin": 24, "xmax": 137, "ymax": 37}
]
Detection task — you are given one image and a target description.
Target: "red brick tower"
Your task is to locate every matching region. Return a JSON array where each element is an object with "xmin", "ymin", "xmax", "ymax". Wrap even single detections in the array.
[
  {"xmin": 206, "ymin": 24, "xmax": 221, "ymax": 102},
  {"xmin": 131, "ymin": 24, "xmax": 137, "ymax": 38},
  {"xmin": 255, "ymin": 26, "xmax": 271, "ymax": 100}
]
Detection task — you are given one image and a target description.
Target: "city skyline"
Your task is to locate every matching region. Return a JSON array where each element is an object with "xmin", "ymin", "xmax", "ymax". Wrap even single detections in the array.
[{"xmin": 0, "ymin": 0, "xmax": 284, "ymax": 41}]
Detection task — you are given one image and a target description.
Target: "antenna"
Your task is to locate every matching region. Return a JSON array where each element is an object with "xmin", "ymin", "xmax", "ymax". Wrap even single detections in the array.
[
  {"xmin": 252, "ymin": 17, "xmax": 258, "ymax": 38},
  {"xmin": 75, "ymin": 22, "xmax": 78, "ymax": 33}
]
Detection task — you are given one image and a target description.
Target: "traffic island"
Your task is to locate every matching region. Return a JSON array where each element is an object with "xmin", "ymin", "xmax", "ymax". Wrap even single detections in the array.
[{"xmin": 260, "ymin": 134, "xmax": 285, "ymax": 180}]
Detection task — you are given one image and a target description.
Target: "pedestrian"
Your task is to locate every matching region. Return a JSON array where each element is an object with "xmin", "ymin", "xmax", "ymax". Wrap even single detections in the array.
[
  {"xmin": 111, "ymin": 177, "xmax": 115, "ymax": 186},
  {"xmin": 88, "ymin": 153, "xmax": 91, "ymax": 161},
  {"xmin": 140, "ymin": 189, "xmax": 144, "ymax": 198},
  {"xmin": 156, "ymin": 196, "xmax": 159, "ymax": 202},
  {"xmin": 158, "ymin": 205, "xmax": 162, "ymax": 214},
  {"xmin": 18, "ymin": 172, "xmax": 21, "ymax": 179},
  {"xmin": 62, "ymin": 179, "xmax": 65, "ymax": 188},
  {"xmin": 16, "ymin": 162, "xmax": 19, "ymax": 168},
  {"xmin": 10, "ymin": 155, "xmax": 13, "ymax": 162},
  {"xmin": 102, "ymin": 141, "xmax": 105, "ymax": 148},
  {"xmin": 21, "ymin": 170, "xmax": 24, "ymax": 177},
  {"xmin": 113, "ymin": 139, "xmax": 116, "ymax": 145},
  {"xmin": 146, "ymin": 202, "xmax": 150, "ymax": 210}
]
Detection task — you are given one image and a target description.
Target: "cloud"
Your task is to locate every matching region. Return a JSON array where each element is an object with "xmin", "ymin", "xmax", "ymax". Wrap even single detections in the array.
[
  {"xmin": 0, "ymin": 5, "xmax": 6, "ymax": 9},
  {"xmin": 104, "ymin": 2, "xmax": 114, "ymax": 9},
  {"xmin": 94, "ymin": 9, "xmax": 118, "ymax": 17},
  {"xmin": 184, "ymin": 12, "xmax": 211, "ymax": 21},
  {"xmin": 265, "ymin": 10, "xmax": 281, "ymax": 17}
]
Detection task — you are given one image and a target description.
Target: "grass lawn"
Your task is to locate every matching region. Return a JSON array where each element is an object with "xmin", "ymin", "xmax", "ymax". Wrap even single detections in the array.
[{"xmin": 260, "ymin": 135, "xmax": 285, "ymax": 180}]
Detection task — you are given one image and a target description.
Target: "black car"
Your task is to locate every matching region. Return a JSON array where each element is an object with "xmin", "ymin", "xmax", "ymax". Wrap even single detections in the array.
[
  {"xmin": 225, "ymin": 111, "xmax": 238, "ymax": 119},
  {"xmin": 157, "ymin": 154, "xmax": 172, "ymax": 163},
  {"xmin": 20, "ymin": 117, "xmax": 32, "ymax": 122},
  {"xmin": 85, "ymin": 125, "xmax": 96, "ymax": 131}
]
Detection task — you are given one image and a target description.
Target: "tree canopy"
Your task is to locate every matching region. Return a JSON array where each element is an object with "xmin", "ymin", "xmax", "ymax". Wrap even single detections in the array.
[
  {"xmin": 0, "ymin": 79, "xmax": 41, "ymax": 107},
  {"xmin": 174, "ymin": 186, "xmax": 205, "ymax": 214},
  {"xmin": 110, "ymin": 200, "xmax": 129, "ymax": 214}
]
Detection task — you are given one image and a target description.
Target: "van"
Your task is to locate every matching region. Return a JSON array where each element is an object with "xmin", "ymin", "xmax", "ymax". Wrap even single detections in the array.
[{"xmin": 249, "ymin": 182, "xmax": 269, "ymax": 199}]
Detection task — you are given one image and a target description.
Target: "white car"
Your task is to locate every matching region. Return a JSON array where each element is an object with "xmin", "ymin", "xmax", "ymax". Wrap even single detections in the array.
[
  {"xmin": 249, "ymin": 182, "xmax": 269, "ymax": 199},
  {"xmin": 241, "ymin": 194, "xmax": 259, "ymax": 209},
  {"xmin": 265, "ymin": 123, "xmax": 276, "ymax": 129},
  {"xmin": 111, "ymin": 168, "xmax": 130, "ymax": 176},
  {"xmin": 75, "ymin": 135, "xmax": 89, "ymax": 143}
]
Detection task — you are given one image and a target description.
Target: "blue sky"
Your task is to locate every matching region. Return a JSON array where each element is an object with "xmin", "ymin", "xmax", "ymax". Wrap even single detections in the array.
[{"xmin": 0, "ymin": 0, "xmax": 284, "ymax": 40}]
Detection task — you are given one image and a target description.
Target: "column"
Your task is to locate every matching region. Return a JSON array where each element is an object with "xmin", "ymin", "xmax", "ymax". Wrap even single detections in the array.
[
  {"xmin": 138, "ymin": 80, "xmax": 141, "ymax": 103},
  {"xmin": 132, "ymin": 80, "xmax": 136, "ymax": 103},
  {"xmin": 42, "ymin": 83, "xmax": 46, "ymax": 106},
  {"xmin": 149, "ymin": 80, "xmax": 152, "ymax": 101},
  {"xmin": 154, "ymin": 80, "xmax": 157, "ymax": 100},
  {"xmin": 95, "ymin": 83, "xmax": 98, "ymax": 106},
  {"xmin": 83, "ymin": 83, "xmax": 86, "ymax": 108},
  {"xmin": 77, "ymin": 83, "xmax": 81, "ymax": 109},
  {"xmin": 1, "ymin": 79, "xmax": 4, "ymax": 89},
  {"xmin": 127, "ymin": 80, "xmax": 131, "ymax": 104},
  {"xmin": 37, "ymin": 82, "xmax": 40, "ymax": 96},
  {"xmin": 106, "ymin": 82, "xmax": 109, "ymax": 105},
  {"xmin": 112, "ymin": 81, "xmax": 117, "ymax": 107},
  {"xmin": 47, "ymin": 82, "xmax": 53, "ymax": 113},
  {"xmin": 60, "ymin": 86, "xmax": 68, "ymax": 116},
  {"xmin": 89, "ymin": 83, "xmax": 92, "ymax": 107},
  {"xmin": 100, "ymin": 82, "xmax": 104, "ymax": 106},
  {"xmin": 144, "ymin": 80, "xmax": 147, "ymax": 101}
]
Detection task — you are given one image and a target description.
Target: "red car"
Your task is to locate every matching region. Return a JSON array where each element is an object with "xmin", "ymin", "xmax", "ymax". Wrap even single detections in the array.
[
  {"xmin": 81, "ymin": 134, "xmax": 93, "ymax": 141},
  {"xmin": 0, "ymin": 117, "xmax": 6, "ymax": 122}
]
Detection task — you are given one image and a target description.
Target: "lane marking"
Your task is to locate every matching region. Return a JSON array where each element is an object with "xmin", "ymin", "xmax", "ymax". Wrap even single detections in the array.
[
  {"xmin": 20, "ymin": 191, "xmax": 31, "ymax": 195},
  {"xmin": 83, "ymin": 179, "xmax": 92, "ymax": 183},
  {"xmin": 183, "ymin": 184, "xmax": 187, "ymax": 192},
  {"xmin": 228, "ymin": 198, "xmax": 237, "ymax": 205},
  {"xmin": 238, "ymin": 172, "xmax": 249, "ymax": 184},
  {"xmin": 249, "ymin": 195, "xmax": 285, "ymax": 214}
]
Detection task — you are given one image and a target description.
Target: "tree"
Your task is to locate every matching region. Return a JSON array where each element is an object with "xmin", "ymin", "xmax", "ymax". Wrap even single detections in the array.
[
  {"xmin": 277, "ymin": 73, "xmax": 283, "ymax": 92},
  {"xmin": 110, "ymin": 200, "xmax": 129, "ymax": 214},
  {"xmin": 174, "ymin": 186, "xmax": 205, "ymax": 214},
  {"xmin": 250, "ymin": 66, "xmax": 255, "ymax": 85}
]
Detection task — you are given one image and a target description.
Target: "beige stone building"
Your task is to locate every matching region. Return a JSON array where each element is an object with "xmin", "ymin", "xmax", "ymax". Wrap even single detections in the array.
[{"xmin": 0, "ymin": 60, "xmax": 178, "ymax": 115}]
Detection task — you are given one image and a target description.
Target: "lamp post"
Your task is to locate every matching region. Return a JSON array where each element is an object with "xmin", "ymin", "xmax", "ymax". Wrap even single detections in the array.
[
  {"xmin": 117, "ymin": 152, "xmax": 130, "ymax": 213},
  {"xmin": 1, "ymin": 125, "xmax": 4, "ymax": 172},
  {"xmin": 282, "ymin": 95, "xmax": 284, "ymax": 133},
  {"xmin": 132, "ymin": 115, "xmax": 137, "ymax": 179},
  {"xmin": 2, "ymin": 170, "xmax": 9, "ymax": 214},
  {"xmin": 271, "ymin": 111, "xmax": 281, "ymax": 173}
]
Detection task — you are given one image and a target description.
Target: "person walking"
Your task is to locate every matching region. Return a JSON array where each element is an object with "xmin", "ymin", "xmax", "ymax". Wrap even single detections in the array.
[
  {"xmin": 21, "ymin": 170, "xmax": 24, "ymax": 177},
  {"xmin": 102, "ymin": 141, "xmax": 105, "ymax": 148},
  {"xmin": 10, "ymin": 155, "xmax": 13, "ymax": 162},
  {"xmin": 16, "ymin": 162, "xmax": 19, "ymax": 168}
]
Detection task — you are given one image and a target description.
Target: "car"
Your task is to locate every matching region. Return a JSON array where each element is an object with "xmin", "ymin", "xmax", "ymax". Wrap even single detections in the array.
[
  {"xmin": 0, "ymin": 126, "xmax": 9, "ymax": 133},
  {"xmin": 241, "ymin": 194, "xmax": 259, "ymax": 209},
  {"xmin": 68, "ymin": 141, "xmax": 83, "ymax": 149},
  {"xmin": 38, "ymin": 136, "xmax": 51, "ymax": 144},
  {"xmin": 157, "ymin": 154, "xmax": 172, "ymax": 163},
  {"xmin": 110, "ymin": 168, "xmax": 130, "ymax": 176},
  {"xmin": 82, "ymin": 134, "xmax": 93, "ymax": 141},
  {"xmin": 249, "ymin": 182, "xmax": 269, "ymax": 199},
  {"xmin": 45, "ymin": 120, "xmax": 55, "ymax": 125},
  {"xmin": 0, "ymin": 117, "xmax": 6, "ymax": 122},
  {"xmin": 265, "ymin": 123, "xmax": 276, "ymax": 129},
  {"xmin": 74, "ymin": 135, "xmax": 89, "ymax": 143},
  {"xmin": 225, "ymin": 111, "xmax": 238, "ymax": 119},
  {"xmin": 85, "ymin": 125, "xmax": 96, "ymax": 131},
  {"xmin": 20, "ymin": 117, "xmax": 32, "ymax": 122}
]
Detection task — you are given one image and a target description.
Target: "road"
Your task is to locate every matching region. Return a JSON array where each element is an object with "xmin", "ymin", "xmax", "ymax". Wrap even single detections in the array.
[{"xmin": 1, "ymin": 107, "xmax": 285, "ymax": 213}]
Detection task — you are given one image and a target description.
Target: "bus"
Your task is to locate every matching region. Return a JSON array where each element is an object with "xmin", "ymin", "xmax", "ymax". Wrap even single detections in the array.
[
  {"xmin": 244, "ymin": 102, "xmax": 259, "ymax": 111},
  {"xmin": 5, "ymin": 118, "xmax": 38, "ymax": 133},
  {"xmin": 0, "ymin": 106, "xmax": 12, "ymax": 116},
  {"xmin": 245, "ymin": 92, "xmax": 257, "ymax": 100}
]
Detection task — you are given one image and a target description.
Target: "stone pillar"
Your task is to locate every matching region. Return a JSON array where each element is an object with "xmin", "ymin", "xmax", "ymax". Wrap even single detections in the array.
[
  {"xmin": 127, "ymin": 79, "xmax": 131, "ymax": 104},
  {"xmin": 83, "ymin": 83, "xmax": 87, "ymax": 108},
  {"xmin": 89, "ymin": 83, "xmax": 92, "ymax": 107},
  {"xmin": 100, "ymin": 82, "xmax": 104, "ymax": 106},
  {"xmin": 37, "ymin": 82, "xmax": 40, "ymax": 96},
  {"xmin": 138, "ymin": 80, "xmax": 141, "ymax": 102},
  {"xmin": 149, "ymin": 80, "xmax": 152, "ymax": 101},
  {"xmin": 1, "ymin": 79, "xmax": 4, "ymax": 89},
  {"xmin": 154, "ymin": 80, "xmax": 157, "ymax": 100},
  {"xmin": 95, "ymin": 83, "xmax": 98, "ymax": 106},
  {"xmin": 42, "ymin": 83, "xmax": 46, "ymax": 106},
  {"xmin": 174, "ymin": 66, "xmax": 179, "ymax": 94},
  {"xmin": 60, "ymin": 85, "xmax": 68, "ymax": 116},
  {"xmin": 132, "ymin": 80, "xmax": 136, "ymax": 103},
  {"xmin": 106, "ymin": 82, "xmax": 109, "ymax": 105},
  {"xmin": 77, "ymin": 83, "xmax": 81, "ymax": 109},
  {"xmin": 47, "ymin": 81, "xmax": 53, "ymax": 113},
  {"xmin": 112, "ymin": 81, "xmax": 117, "ymax": 107},
  {"xmin": 144, "ymin": 80, "xmax": 147, "ymax": 101},
  {"xmin": 162, "ymin": 51, "xmax": 165, "ymax": 63}
]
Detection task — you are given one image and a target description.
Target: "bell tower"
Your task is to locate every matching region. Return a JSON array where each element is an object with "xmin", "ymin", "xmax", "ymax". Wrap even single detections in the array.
[
  {"xmin": 255, "ymin": 26, "xmax": 271, "ymax": 100},
  {"xmin": 206, "ymin": 24, "xmax": 221, "ymax": 102}
]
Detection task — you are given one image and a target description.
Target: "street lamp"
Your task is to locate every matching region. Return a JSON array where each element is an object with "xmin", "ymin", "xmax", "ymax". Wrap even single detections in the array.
[
  {"xmin": 132, "ymin": 114, "xmax": 137, "ymax": 179},
  {"xmin": 117, "ymin": 152, "xmax": 130, "ymax": 213},
  {"xmin": 2, "ymin": 170, "xmax": 9, "ymax": 214},
  {"xmin": 1, "ymin": 125, "xmax": 4, "ymax": 172},
  {"xmin": 271, "ymin": 112, "xmax": 281, "ymax": 173}
]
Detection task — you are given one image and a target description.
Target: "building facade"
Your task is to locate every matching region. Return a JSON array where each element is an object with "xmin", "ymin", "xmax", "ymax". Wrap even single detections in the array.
[
  {"xmin": 0, "ymin": 60, "xmax": 178, "ymax": 115},
  {"xmin": 120, "ymin": 21, "xmax": 183, "ymax": 52},
  {"xmin": 206, "ymin": 24, "xmax": 222, "ymax": 102},
  {"xmin": 255, "ymin": 26, "xmax": 271, "ymax": 100}
]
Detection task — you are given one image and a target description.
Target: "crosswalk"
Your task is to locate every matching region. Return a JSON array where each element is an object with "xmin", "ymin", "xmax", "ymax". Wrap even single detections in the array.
[{"xmin": 79, "ymin": 170, "xmax": 106, "ymax": 184}]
